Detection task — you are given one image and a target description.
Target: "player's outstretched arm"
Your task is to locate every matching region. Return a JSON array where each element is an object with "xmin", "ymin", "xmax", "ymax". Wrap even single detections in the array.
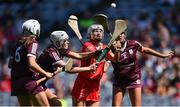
[
  {"xmin": 66, "ymin": 62, "xmax": 98, "ymax": 73},
  {"xmin": 142, "ymin": 46, "xmax": 174, "ymax": 58},
  {"xmin": 67, "ymin": 51, "xmax": 101, "ymax": 60}
]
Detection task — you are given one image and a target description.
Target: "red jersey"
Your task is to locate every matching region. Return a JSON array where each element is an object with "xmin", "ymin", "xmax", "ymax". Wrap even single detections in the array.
[
  {"xmin": 78, "ymin": 41, "xmax": 107, "ymax": 80},
  {"xmin": 71, "ymin": 41, "xmax": 109, "ymax": 101}
]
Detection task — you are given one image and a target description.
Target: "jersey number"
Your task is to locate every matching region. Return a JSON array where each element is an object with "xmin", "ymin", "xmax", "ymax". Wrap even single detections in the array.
[{"xmin": 15, "ymin": 47, "xmax": 21, "ymax": 63}]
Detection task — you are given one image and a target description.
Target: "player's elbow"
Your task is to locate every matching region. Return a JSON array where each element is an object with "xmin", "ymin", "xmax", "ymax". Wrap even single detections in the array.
[
  {"xmin": 28, "ymin": 61, "xmax": 37, "ymax": 71},
  {"xmin": 28, "ymin": 63, "xmax": 34, "ymax": 71},
  {"xmin": 142, "ymin": 47, "xmax": 150, "ymax": 53}
]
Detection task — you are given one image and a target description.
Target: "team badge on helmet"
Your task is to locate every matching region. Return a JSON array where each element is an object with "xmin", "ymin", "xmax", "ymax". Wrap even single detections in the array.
[{"xmin": 22, "ymin": 19, "xmax": 40, "ymax": 37}]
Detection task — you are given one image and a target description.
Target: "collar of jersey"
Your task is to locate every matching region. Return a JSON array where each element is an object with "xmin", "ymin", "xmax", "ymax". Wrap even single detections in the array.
[{"xmin": 120, "ymin": 41, "xmax": 127, "ymax": 52}]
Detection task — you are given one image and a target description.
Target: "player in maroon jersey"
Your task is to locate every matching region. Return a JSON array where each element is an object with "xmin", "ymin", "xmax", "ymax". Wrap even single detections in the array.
[
  {"xmin": 38, "ymin": 30, "xmax": 98, "ymax": 74},
  {"xmin": 71, "ymin": 24, "xmax": 120, "ymax": 106},
  {"xmin": 9, "ymin": 19, "xmax": 54, "ymax": 106},
  {"xmin": 37, "ymin": 30, "xmax": 99, "ymax": 105},
  {"xmin": 111, "ymin": 20, "xmax": 174, "ymax": 106}
]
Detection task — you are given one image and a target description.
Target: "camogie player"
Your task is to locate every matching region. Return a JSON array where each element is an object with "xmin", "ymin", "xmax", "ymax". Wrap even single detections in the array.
[
  {"xmin": 37, "ymin": 30, "xmax": 99, "ymax": 106},
  {"xmin": 9, "ymin": 19, "xmax": 53, "ymax": 106},
  {"xmin": 111, "ymin": 20, "xmax": 174, "ymax": 106},
  {"xmin": 71, "ymin": 24, "xmax": 120, "ymax": 106}
]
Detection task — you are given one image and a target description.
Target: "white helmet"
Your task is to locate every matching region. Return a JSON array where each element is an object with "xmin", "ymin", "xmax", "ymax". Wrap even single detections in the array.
[
  {"xmin": 22, "ymin": 19, "xmax": 40, "ymax": 37},
  {"xmin": 50, "ymin": 31, "xmax": 69, "ymax": 49},
  {"xmin": 87, "ymin": 24, "xmax": 104, "ymax": 36}
]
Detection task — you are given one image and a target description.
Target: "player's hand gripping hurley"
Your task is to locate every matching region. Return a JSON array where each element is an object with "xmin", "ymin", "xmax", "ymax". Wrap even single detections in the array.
[
  {"xmin": 68, "ymin": 15, "xmax": 127, "ymax": 62},
  {"xmin": 96, "ymin": 20, "xmax": 127, "ymax": 62},
  {"xmin": 36, "ymin": 58, "xmax": 73, "ymax": 85}
]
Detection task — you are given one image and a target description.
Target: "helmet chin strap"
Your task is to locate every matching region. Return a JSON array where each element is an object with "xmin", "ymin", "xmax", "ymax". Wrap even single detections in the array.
[
  {"xmin": 58, "ymin": 42, "xmax": 69, "ymax": 50},
  {"xmin": 55, "ymin": 39, "xmax": 66, "ymax": 50},
  {"xmin": 121, "ymin": 41, "xmax": 125, "ymax": 45},
  {"xmin": 50, "ymin": 40, "xmax": 62, "ymax": 50},
  {"xmin": 120, "ymin": 40, "xmax": 126, "ymax": 46}
]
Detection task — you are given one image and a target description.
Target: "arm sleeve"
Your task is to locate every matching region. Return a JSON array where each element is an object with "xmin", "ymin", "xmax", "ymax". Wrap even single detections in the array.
[
  {"xmin": 135, "ymin": 41, "xmax": 144, "ymax": 52},
  {"xmin": 27, "ymin": 41, "xmax": 38, "ymax": 58},
  {"xmin": 50, "ymin": 51, "xmax": 62, "ymax": 66},
  {"xmin": 82, "ymin": 42, "xmax": 95, "ymax": 52}
]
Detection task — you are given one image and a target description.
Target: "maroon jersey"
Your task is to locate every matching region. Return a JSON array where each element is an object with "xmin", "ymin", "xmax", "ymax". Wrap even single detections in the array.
[
  {"xmin": 11, "ymin": 38, "xmax": 39, "ymax": 80},
  {"xmin": 37, "ymin": 45, "xmax": 69, "ymax": 72},
  {"xmin": 112, "ymin": 40, "xmax": 143, "ymax": 87}
]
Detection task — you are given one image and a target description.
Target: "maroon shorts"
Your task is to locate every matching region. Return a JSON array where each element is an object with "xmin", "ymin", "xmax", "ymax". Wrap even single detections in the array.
[
  {"xmin": 113, "ymin": 78, "xmax": 142, "ymax": 89},
  {"xmin": 11, "ymin": 77, "xmax": 47, "ymax": 96}
]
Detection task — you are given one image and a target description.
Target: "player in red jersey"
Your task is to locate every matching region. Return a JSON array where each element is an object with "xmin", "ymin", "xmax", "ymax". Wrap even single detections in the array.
[
  {"xmin": 71, "ymin": 24, "xmax": 120, "ymax": 106},
  {"xmin": 37, "ymin": 30, "xmax": 99, "ymax": 106},
  {"xmin": 111, "ymin": 20, "xmax": 174, "ymax": 106},
  {"xmin": 9, "ymin": 19, "xmax": 54, "ymax": 106}
]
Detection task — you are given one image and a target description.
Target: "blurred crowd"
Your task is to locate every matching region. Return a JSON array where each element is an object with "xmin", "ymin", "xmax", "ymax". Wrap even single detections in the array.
[{"xmin": 0, "ymin": 0, "xmax": 179, "ymax": 106}]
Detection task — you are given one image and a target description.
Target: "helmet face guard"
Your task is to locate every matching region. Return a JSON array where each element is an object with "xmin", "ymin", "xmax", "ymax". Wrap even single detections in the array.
[
  {"xmin": 50, "ymin": 31, "xmax": 69, "ymax": 49},
  {"xmin": 88, "ymin": 24, "xmax": 104, "ymax": 41},
  {"xmin": 22, "ymin": 19, "xmax": 40, "ymax": 37}
]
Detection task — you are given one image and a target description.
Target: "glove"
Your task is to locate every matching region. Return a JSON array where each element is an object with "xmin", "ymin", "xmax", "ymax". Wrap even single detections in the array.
[{"xmin": 94, "ymin": 49, "xmax": 104, "ymax": 56}]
